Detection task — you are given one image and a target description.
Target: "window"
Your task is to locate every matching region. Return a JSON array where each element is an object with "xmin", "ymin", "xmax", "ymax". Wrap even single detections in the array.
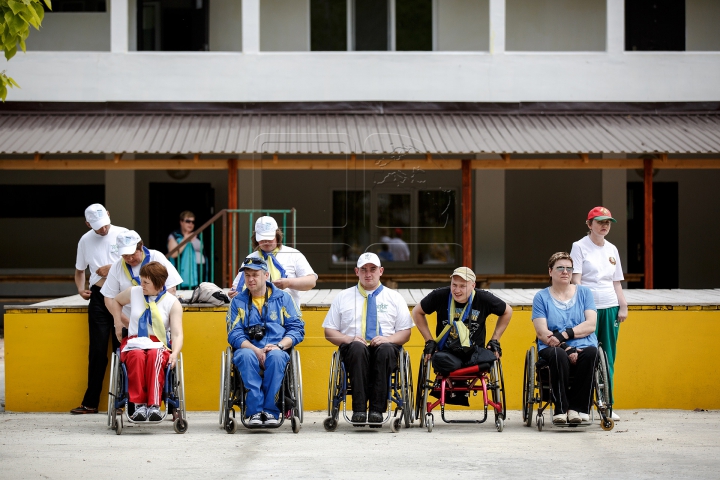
[
  {"xmin": 332, "ymin": 188, "xmax": 458, "ymax": 267},
  {"xmin": 311, "ymin": 0, "xmax": 433, "ymax": 51},
  {"xmin": 0, "ymin": 185, "xmax": 104, "ymax": 218},
  {"xmin": 137, "ymin": 0, "xmax": 209, "ymax": 51},
  {"xmin": 626, "ymin": 0, "xmax": 685, "ymax": 51},
  {"xmin": 43, "ymin": 1, "xmax": 106, "ymax": 12}
]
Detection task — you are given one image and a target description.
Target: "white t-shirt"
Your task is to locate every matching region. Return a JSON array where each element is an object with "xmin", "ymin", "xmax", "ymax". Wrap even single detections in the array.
[
  {"xmin": 101, "ymin": 249, "xmax": 183, "ymax": 318},
  {"xmin": 123, "ymin": 286, "xmax": 177, "ymax": 352},
  {"xmin": 231, "ymin": 246, "xmax": 317, "ymax": 307},
  {"xmin": 75, "ymin": 225, "xmax": 128, "ymax": 287},
  {"xmin": 570, "ymin": 235, "xmax": 624, "ymax": 309},
  {"xmin": 322, "ymin": 285, "xmax": 414, "ymax": 337}
]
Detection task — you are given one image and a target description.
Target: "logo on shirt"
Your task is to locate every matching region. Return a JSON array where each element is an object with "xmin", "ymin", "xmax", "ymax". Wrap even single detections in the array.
[
  {"xmin": 609, "ymin": 256, "xmax": 616, "ymax": 265},
  {"xmin": 110, "ymin": 244, "xmax": 119, "ymax": 254},
  {"xmin": 269, "ymin": 311, "xmax": 278, "ymax": 321},
  {"xmin": 377, "ymin": 302, "xmax": 388, "ymax": 313}
]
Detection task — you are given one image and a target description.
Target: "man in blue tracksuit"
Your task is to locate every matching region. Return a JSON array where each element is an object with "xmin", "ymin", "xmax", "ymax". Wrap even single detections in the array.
[{"xmin": 227, "ymin": 257, "xmax": 305, "ymax": 426}]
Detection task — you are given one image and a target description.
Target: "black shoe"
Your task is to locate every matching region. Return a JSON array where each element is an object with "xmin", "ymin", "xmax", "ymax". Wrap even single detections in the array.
[
  {"xmin": 70, "ymin": 405, "xmax": 98, "ymax": 415},
  {"xmin": 351, "ymin": 411, "xmax": 367, "ymax": 426},
  {"xmin": 368, "ymin": 411, "xmax": 383, "ymax": 428}
]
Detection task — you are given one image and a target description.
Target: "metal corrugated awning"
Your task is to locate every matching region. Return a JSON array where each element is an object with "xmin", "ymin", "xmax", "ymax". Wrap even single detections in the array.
[{"xmin": 1, "ymin": 113, "xmax": 719, "ymax": 155}]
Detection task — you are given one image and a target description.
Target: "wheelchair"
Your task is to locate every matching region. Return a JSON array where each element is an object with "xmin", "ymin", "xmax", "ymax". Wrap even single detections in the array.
[
  {"xmin": 415, "ymin": 353, "xmax": 506, "ymax": 433},
  {"xmin": 323, "ymin": 347, "xmax": 413, "ymax": 433},
  {"xmin": 107, "ymin": 349, "xmax": 188, "ymax": 435},
  {"xmin": 219, "ymin": 346, "xmax": 303, "ymax": 434},
  {"xmin": 522, "ymin": 342, "xmax": 614, "ymax": 431}
]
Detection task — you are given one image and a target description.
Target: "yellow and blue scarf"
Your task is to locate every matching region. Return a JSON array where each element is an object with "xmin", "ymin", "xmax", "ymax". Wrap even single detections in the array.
[
  {"xmin": 435, "ymin": 290, "xmax": 475, "ymax": 350},
  {"xmin": 122, "ymin": 246, "xmax": 151, "ymax": 286},
  {"xmin": 138, "ymin": 287, "xmax": 170, "ymax": 350},
  {"xmin": 358, "ymin": 282, "xmax": 384, "ymax": 342},
  {"xmin": 236, "ymin": 247, "xmax": 287, "ymax": 291}
]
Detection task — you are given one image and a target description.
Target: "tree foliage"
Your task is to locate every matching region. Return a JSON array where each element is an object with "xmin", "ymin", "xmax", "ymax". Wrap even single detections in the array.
[{"xmin": 0, "ymin": 0, "xmax": 51, "ymax": 101}]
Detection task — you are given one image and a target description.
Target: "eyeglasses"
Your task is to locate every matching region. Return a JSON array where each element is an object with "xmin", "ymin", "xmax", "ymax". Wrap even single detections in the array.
[
  {"xmin": 183, "ymin": 219, "xmax": 195, "ymax": 224},
  {"xmin": 555, "ymin": 266, "xmax": 574, "ymax": 273},
  {"xmin": 243, "ymin": 258, "xmax": 266, "ymax": 266}
]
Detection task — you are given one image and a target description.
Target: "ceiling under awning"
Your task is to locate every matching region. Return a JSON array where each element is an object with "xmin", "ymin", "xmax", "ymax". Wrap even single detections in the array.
[{"xmin": 0, "ymin": 113, "xmax": 719, "ymax": 156}]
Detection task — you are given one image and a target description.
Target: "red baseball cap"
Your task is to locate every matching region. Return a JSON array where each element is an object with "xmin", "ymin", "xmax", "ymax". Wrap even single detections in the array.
[{"xmin": 587, "ymin": 206, "xmax": 616, "ymax": 222}]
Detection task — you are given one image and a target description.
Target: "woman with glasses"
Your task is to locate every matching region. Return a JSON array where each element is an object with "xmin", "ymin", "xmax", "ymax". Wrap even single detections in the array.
[
  {"xmin": 531, "ymin": 252, "xmax": 598, "ymax": 425},
  {"xmin": 167, "ymin": 210, "xmax": 205, "ymax": 290},
  {"xmin": 570, "ymin": 207, "xmax": 627, "ymax": 421}
]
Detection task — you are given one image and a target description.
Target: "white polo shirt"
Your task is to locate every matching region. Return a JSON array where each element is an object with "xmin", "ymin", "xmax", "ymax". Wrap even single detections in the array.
[
  {"xmin": 570, "ymin": 235, "xmax": 624, "ymax": 309},
  {"xmin": 101, "ymin": 249, "xmax": 183, "ymax": 318},
  {"xmin": 231, "ymin": 245, "xmax": 317, "ymax": 307},
  {"xmin": 75, "ymin": 225, "xmax": 127, "ymax": 287},
  {"xmin": 322, "ymin": 285, "xmax": 413, "ymax": 337}
]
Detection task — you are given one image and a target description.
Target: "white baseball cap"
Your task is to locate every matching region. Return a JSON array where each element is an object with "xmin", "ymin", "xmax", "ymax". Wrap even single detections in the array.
[
  {"xmin": 357, "ymin": 252, "xmax": 382, "ymax": 268},
  {"xmin": 255, "ymin": 216, "xmax": 279, "ymax": 241},
  {"xmin": 117, "ymin": 230, "xmax": 142, "ymax": 255},
  {"xmin": 85, "ymin": 204, "xmax": 110, "ymax": 230}
]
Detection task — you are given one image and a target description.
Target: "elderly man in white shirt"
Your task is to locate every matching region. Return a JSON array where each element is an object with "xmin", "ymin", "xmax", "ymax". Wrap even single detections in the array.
[
  {"xmin": 101, "ymin": 230, "xmax": 183, "ymax": 341},
  {"xmin": 322, "ymin": 252, "xmax": 413, "ymax": 427}
]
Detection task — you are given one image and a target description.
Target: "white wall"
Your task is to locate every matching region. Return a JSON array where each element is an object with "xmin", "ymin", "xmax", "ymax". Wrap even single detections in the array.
[
  {"xmin": 686, "ymin": 0, "xmax": 720, "ymax": 51},
  {"xmin": 437, "ymin": 0, "xmax": 489, "ymax": 51},
  {"xmin": 209, "ymin": 0, "xmax": 243, "ymax": 52},
  {"xmin": 25, "ymin": 13, "xmax": 110, "ymax": 51},
  {"xmin": 260, "ymin": 0, "xmax": 310, "ymax": 52},
  {"xmin": 506, "ymin": 0, "xmax": 606, "ymax": 51}
]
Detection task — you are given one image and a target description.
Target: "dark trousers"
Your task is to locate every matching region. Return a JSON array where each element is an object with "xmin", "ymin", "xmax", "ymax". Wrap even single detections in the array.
[
  {"xmin": 81, "ymin": 285, "xmax": 121, "ymax": 408},
  {"xmin": 339, "ymin": 341, "xmax": 400, "ymax": 413},
  {"xmin": 539, "ymin": 346, "xmax": 597, "ymax": 415}
]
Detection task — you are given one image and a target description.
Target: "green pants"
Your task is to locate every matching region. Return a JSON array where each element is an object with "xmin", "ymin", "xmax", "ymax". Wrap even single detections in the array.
[{"xmin": 596, "ymin": 306, "xmax": 619, "ymax": 402}]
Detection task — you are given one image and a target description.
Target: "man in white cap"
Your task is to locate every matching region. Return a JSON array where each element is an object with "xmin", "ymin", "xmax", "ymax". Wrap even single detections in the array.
[
  {"xmin": 322, "ymin": 252, "xmax": 413, "ymax": 427},
  {"xmin": 412, "ymin": 267, "xmax": 513, "ymax": 383},
  {"xmin": 101, "ymin": 230, "xmax": 183, "ymax": 341},
  {"xmin": 71, "ymin": 204, "xmax": 127, "ymax": 414},
  {"xmin": 229, "ymin": 216, "xmax": 317, "ymax": 308}
]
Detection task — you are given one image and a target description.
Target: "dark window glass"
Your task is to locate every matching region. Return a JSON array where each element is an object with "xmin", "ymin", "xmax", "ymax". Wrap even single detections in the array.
[
  {"xmin": 418, "ymin": 190, "xmax": 457, "ymax": 265},
  {"xmin": 396, "ymin": 0, "xmax": 432, "ymax": 51},
  {"xmin": 137, "ymin": 0, "xmax": 209, "ymax": 51},
  {"xmin": 332, "ymin": 190, "xmax": 370, "ymax": 264},
  {"xmin": 0, "ymin": 185, "xmax": 104, "ymax": 218},
  {"xmin": 355, "ymin": 0, "xmax": 388, "ymax": 51},
  {"xmin": 44, "ymin": 1, "xmax": 106, "ymax": 12},
  {"xmin": 625, "ymin": 0, "xmax": 685, "ymax": 51},
  {"xmin": 311, "ymin": 0, "xmax": 347, "ymax": 51},
  {"xmin": 376, "ymin": 193, "xmax": 411, "ymax": 262}
]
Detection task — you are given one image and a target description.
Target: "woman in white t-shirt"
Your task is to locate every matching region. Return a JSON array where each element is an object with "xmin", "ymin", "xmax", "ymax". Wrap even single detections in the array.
[
  {"xmin": 570, "ymin": 206, "xmax": 627, "ymax": 421},
  {"xmin": 112, "ymin": 262, "xmax": 184, "ymax": 423}
]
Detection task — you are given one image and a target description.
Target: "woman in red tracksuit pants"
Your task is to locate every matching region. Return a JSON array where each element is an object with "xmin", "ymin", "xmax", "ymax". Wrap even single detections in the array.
[{"xmin": 112, "ymin": 261, "xmax": 184, "ymax": 422}]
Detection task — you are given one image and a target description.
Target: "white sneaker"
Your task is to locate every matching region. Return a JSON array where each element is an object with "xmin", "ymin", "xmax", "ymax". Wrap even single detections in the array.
[
  {"xmin": 247, "ymin": 413, "xmax": 263, "ymax": 426},
  {"xmin": 567, "ymin": 410, "xmax": 582, "ymax": 424},
  {"xmin": 263, "ymin": 412, "xmax": 279, "ymax": 425},
  {"xmin": 578, "ymin": 412, "xmax": 590, "ymax": 422},
  {"xmin": 611, "ymin": 411, "xmax": 620, "ymax": 421},
  {"xmin": 552, "ymin": 413, "xmax": 567, "ymax": 424},
  {"xmin": 131, "ymin": 404, "xmax": 147, "ymax": 422},
  {"xmin": 147, "ymin": 405, "xmax": 162, "ymax": 422}
]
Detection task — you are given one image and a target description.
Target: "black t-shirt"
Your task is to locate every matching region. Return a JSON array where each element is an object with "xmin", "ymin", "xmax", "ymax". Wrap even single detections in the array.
[{"xmin": 420, "ymin": 286, "xmax": 507, "ymax": 350}]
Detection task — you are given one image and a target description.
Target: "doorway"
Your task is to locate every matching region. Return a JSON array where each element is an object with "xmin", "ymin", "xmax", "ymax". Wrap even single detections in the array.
[{"xmin": 627, "ymin": 182, "xmax": 679, "ymax": 289}]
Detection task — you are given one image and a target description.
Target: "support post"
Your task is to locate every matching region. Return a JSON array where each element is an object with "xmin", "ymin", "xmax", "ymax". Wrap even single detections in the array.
[
  {"xmin": 462, "ymin": 159, "xmax": 473, "ymax": 269},
  {"xmin": 644, "ymin": 158, "xmax": 654, "ymax": 289},
  {"xmin": 227, "ymin": 159, "xmax": 238, "ymax": 287}
]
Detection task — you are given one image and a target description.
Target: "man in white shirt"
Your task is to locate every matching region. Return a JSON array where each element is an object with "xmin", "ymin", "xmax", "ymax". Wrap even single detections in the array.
[
  {"xmin": 101, "ymin": 230, "xmax": 183, "ymax": 341},
  {"xmin": 71, "ymin": 204, "xmax": 127, "ymax": 415},
  {"xmin": 229, "ymin": 216, "xmax": 317, "ymax": 307},
  {"xmin": 322, "ymin": 252, "xmax": 413, "ymax": 426}
]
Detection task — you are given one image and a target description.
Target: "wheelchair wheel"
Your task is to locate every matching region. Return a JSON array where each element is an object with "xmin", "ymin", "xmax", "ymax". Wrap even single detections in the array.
[
  {"xmin": 327, "ymin": 350, "xmax": 341, "ymax": 420},
  {"xmin": 115, "ymin": 414, "xmax": 123, "ymax": 435},
  {"xmin": 390, "ymin": 416, "xmax": 402, "ymax": 433},
  {"xmin": 399, "ymin": 349, "xmax": 413, "ymax": 428},
  {"xmin": 221, "ymin": 348, "xmax": 234, "ymax": 431},
  {"xmin": 323, "ymin": 417, "xmax": 338, "ymax": 432},
  {"xmin": 291, "ymin": 416, "xmax": 301, "ymax": 434},
  {"xmin": 522, "ymin": 345, "xmax": 537, "ymax": 427},
  {"xmin": 107, "ymin": 352, "xmax": 118, "ymax": 428},
  {"xmin": 176, "ymin": 353, "xmax": 187, "ymax": 421},
  {"xmin": 595, "ymin": 346, "xmax": 612, "ymax": 410},
  {"xmin": 219, "ymin": 349, "xmax": 229, "ymax": 427},
  {"xmin": 490, "ymin": 359, "xmax": 506, "ymax": 421},
  {"xmin": 174, "ymin": 417, "xmax": 188, "ymax": 434},
  {"xmin": 225, "ymin": 417, "xmax": 238, "ymax": 434},
  {"xmin": 414, "ymin": 355, "xmax": 427, "ymax": 427},
  {"xmin": 291, "ymin": 349, "xmax": 304, "ymax": 424},
  {"xmin": 109, "ymin": 352, "xmax": 124, "ymax": 432}
]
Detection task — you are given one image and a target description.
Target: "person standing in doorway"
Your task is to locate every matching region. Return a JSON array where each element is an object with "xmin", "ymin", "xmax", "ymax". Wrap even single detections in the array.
[
  {"xmin": 167, "ymin": 211, "xmax": 205, "ymax": 290},
  {"xmin": 71, "ymin": 204, "xmax": 127, "ymax": 414},
  {"xmin": 571, "ymin": 206, "xmax": 628, "ymax": 421}
]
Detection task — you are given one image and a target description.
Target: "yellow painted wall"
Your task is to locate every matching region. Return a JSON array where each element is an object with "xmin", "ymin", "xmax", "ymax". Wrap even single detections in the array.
[{"xmin": 5, "ymin": 307, "xmax": 720, "ymax": 412}]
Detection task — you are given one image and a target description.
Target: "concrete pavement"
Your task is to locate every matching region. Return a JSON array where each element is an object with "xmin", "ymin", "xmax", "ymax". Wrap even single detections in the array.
[{"xmin": 1, "ymin": 409, "xmax": 719, "ymax": 479}]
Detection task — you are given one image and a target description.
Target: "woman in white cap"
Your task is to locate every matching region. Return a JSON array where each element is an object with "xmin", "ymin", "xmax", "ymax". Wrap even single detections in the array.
[
  {"xmin": 571, "ymin": 206, "xmax": 627, "ymax": 421},
  {"xmin": 229, "ymin": 216, "xmax": 317, "ymax": 307}
]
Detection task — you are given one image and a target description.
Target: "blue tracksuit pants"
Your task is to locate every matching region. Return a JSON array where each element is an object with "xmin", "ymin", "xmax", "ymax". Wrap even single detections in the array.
[{"xmin": 234, "ymin": 348, "xmax": 289, "ymax": 417}]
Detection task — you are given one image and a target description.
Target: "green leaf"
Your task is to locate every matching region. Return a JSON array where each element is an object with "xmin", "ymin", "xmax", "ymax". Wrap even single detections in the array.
[
  {"xmin": 5, "ymin": 45, "xmax": 17, "ymax": 60},
  {"xmin": 8, "ymin": 76, "xmax": 20, "ymax": 88},
  {"xmin": 43, "ymin": 0, "xmax": 52, "ymax": 11},
  {"xmin": 0, "ymin": 83, "xmax": 7, "ymax": 102},
  {"xmin": 32, "ymin": 2, "xmax": 43, "ymax": 24},
  {"xmin": 7, "ymin": 1, "xmax": 23, "ymax": 16},
  {"xmin": 19, "ymin": 37, "xmax": 25, "ymax": 52}
]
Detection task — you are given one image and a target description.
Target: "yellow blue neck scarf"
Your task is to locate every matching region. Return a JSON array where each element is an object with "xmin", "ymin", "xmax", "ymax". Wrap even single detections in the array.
[
  {"xmin": 358, "ymin": 282, "xmax": 384, "ymax": 342},
  {"xmin": 258, "ymin": 246, "xmax": 287, "ymax": 281},
  {"xmin": 435, "ymin": 290, "xmax": 475, "ymax": 350},
  {"xmin": 122, "ymin": 246, "xmax": 150, "ymax": 286},
  {"xmin": 138, "ymin": 287, "xmax": 170, "ymax": 350}
]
